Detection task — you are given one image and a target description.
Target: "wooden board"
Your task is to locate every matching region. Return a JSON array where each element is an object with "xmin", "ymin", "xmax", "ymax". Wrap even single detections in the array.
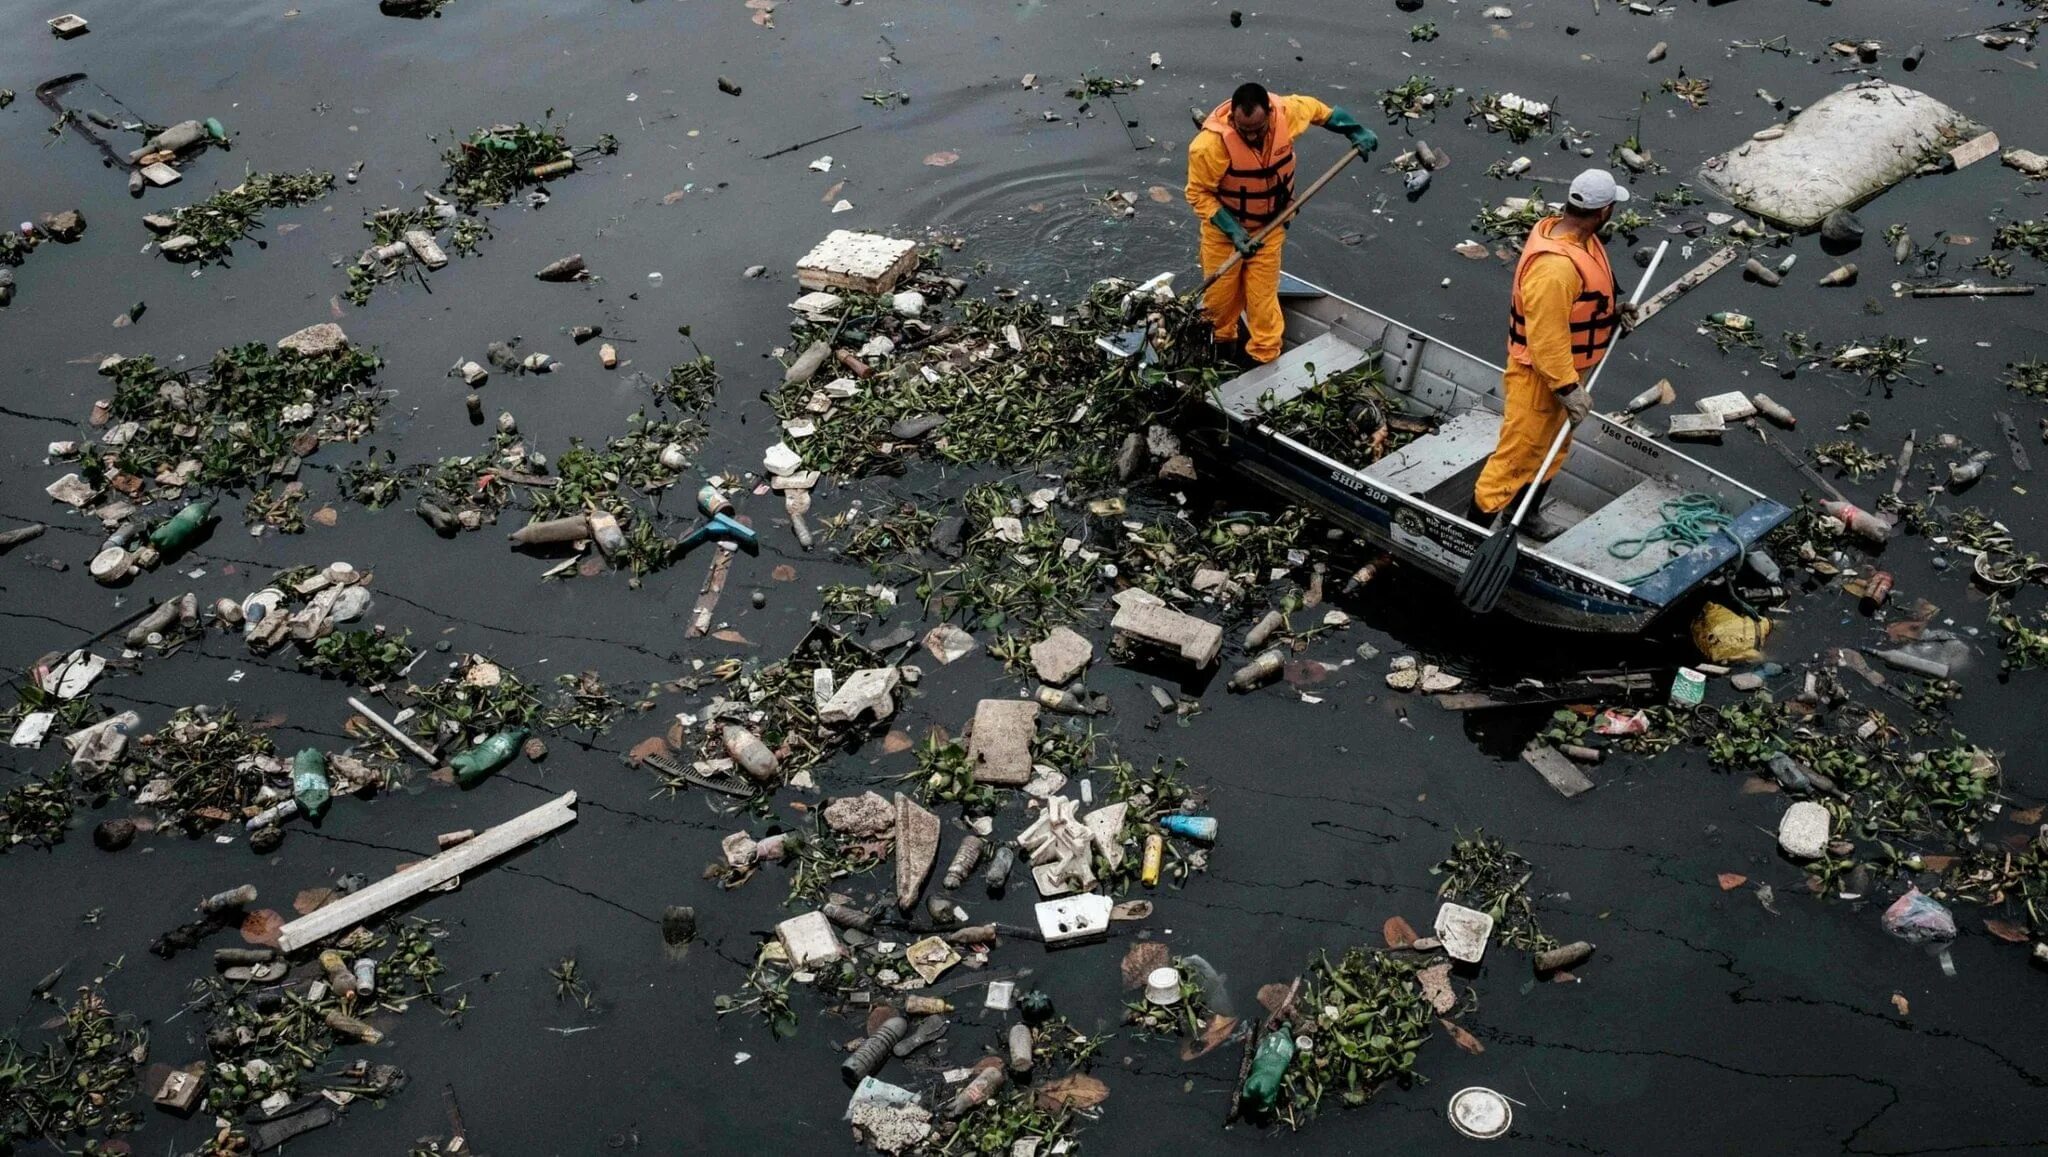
[
  {"xmin": 1522, "ymin": 744, "xmax": 1595, "ymax": 797},
  {"xmin": 1631, "ymin": 246, "xmax": 1737, "ymax": 327},
  {"xmin": 1433, "ymin": 672, "xmax": 1654, "ymax": 711},
  {"xmin": 277, "ymin": 792, "xmax": 577, "ymax": 952},
  {"xmin": 685, "ymin": 549, "xmax": 732, "ymax": 638}
]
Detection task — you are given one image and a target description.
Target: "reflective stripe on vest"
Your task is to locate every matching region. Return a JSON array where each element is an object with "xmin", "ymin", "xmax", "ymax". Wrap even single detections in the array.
[
  {"xmin": 1506, "ymin": 217, "xmax": 1619, "ymax": 373},
  {"xmin": 1201, "ymin": 98, "xmax": 1297, "ymax": 229}
]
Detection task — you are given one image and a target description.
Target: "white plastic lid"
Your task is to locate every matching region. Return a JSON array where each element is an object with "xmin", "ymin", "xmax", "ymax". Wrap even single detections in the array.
[{"xmin": 1448, "ymin": 1086, "xmax": 1512, "ymax": 1140}]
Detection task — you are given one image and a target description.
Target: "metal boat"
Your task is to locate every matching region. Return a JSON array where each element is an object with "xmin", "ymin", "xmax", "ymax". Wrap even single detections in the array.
[{"xmin": 1186, "ymin": 272, "xmax": 1793, "ymax": 632}]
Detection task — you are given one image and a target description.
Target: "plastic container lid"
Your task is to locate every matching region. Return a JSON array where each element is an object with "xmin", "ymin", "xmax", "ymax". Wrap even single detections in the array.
[{"xmin": 1448, "ymin": 1086, "xmax": 1512, "ymax": 1140}]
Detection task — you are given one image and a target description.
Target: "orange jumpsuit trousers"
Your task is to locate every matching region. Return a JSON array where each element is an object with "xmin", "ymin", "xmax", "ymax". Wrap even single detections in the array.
[
  {"xmin": 1471, "ymin": 360, "xmax": 1571, "ymax": 516},
  {"xmin": 1199, "ymin": 224, "xmax": 1288, "ymax": 364}
]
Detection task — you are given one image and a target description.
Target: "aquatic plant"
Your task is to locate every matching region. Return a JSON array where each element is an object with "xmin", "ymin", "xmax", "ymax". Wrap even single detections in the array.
[
  {"xmin": 89, "ymin": 342, "xmax": 384, "ymax": 506},
  {"xmin": 1467, "ymin": 93, "xmax": 1550, "ymax": 142},
  {"xmin": 155, "ymin": 170, "xmax": 334, "ymax": 264},
  {"xmin": 301, "ymin": 628, "xmax": 415, "ymax": 685},
  {"xmin": 1274, "ymin": 948, "xmax": 1432, "ymax": 1126},
  {"xmin": 1378, "ymin": 76, "xmax": 1454, "ymax": 122},
  {"xmin": 0, "ymin": 981, "xmax": 146, "ymax": 1148},
  {"xmin": 1432, "ymin": 833, "xmax": 1555, "ymax": 951}
]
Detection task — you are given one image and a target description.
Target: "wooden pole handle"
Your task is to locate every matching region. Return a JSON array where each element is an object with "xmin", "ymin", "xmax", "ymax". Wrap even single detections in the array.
[{"xmin": 1198, "ymin": 146, "xmax": 1362, "ymax": 295}]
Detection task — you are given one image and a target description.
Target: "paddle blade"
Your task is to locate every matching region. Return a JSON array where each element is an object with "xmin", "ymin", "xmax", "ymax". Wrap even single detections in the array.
[{"xmin": 1456, "ymin": 525, "xmax": 1521, "ymax": 614}]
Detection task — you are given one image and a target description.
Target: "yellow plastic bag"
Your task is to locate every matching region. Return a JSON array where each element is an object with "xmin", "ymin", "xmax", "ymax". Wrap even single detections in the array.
[{"xmin": 1692, "ymin": 602, "xmax": 1771, "ymax": 663}]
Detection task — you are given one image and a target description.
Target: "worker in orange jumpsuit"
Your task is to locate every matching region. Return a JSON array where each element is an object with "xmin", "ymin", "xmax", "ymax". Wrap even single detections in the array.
[
  {"xmin": 1470, "ymin": 169, "xmax": 1630, "ymax": 540},
  {"xmin": 1185, "ymin": 82, "xmax": 1377, "ymax": 365}
]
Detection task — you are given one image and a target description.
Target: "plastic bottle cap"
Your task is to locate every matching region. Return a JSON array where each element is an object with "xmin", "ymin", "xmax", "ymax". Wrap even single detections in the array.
[{"xmin": 1448, "ymin": 1087, "xmax": 1512, "ymax": 1140}]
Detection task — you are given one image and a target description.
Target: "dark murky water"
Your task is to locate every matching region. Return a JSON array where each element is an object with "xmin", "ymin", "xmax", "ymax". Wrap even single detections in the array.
[{"xmin": 5, "ymin": 0, "xmax": 2047, "ymax": 1152}]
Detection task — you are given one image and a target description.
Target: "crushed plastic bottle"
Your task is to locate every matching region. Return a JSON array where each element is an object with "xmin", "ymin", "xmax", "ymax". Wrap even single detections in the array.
[
  {"xmin": 148, "ymin": 498, "xmax": 217, "ymax": 552},
  {"xmin": 449, "ymin": 728, "xmax": 527, "ymax": 787}
]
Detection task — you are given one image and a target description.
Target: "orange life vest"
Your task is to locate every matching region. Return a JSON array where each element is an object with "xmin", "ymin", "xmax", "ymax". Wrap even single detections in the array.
[
  {"xmin": 1506, "ymin": 217, "xmax": 1619, "ymax": 373},
  {"xmin": 1201, "ymin": 97, "xmax": 1296, "ymax": 229}
]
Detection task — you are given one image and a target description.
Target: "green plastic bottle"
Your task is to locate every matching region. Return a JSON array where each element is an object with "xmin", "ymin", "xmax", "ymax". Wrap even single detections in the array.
[
  {"xmin": 1708, "ymin": 311, "xmax": 1754, "ymax": 332},
  {"xmin": 449, "ymin": 728, "xmax": 527, "ymax": 787},
  {"xmin": 1240, "ymin": 1029, "xmax": 1297, "ymax": 1113},
  {"xmin": 1017, "ymin": 989, "xmax": 1056, "ymax": 1027},
  {"xmin": 291, "ymin": 748, "xmax": 331, "ymax": 820},
  {"xmin": 148, "ymin": 498, "xmax": 217, "ymax": 551}
]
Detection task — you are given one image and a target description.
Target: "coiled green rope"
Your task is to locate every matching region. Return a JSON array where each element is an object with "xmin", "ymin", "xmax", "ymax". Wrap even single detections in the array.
[{"xmin": 1609, "ymin": 493, "xmax": 1733, "ymax": 582}]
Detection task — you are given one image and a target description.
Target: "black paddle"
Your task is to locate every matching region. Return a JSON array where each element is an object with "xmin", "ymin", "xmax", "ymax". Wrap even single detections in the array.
[{"xmin": 1455, "ymin": 240, "xmax": 1668, "ymax": 615}]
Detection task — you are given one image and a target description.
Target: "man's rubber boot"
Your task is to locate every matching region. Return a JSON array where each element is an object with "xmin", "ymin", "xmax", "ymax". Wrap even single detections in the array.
[
  {"xmin": 1211, "ymin": 334, "xmax": 1254, "ymax": 369},
  {"xmin": 1518, "ymin": 482, "xmax": 1568, "ymax": 542},
  {"xmin": 1484, "ymin": 482, "xmax": 1565, "ymax": 541}
]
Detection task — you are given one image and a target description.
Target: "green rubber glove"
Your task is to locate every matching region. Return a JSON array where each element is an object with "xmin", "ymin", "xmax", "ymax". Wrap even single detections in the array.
[
  {"xmin": 1324, "ymin": 107, "xmax": 1378, "ymax": 158},
  {"xmin": 1209, "ymin": 208, "xmax": 1261, "ymax": 256}
]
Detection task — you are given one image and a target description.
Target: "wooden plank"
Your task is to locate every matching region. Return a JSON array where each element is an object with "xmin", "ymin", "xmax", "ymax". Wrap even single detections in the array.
[
  {"xmin": 1949, "ymin": 130, "xmax": 2000, "ymax": 171},
  {"xmin": 277, "ymin": 791, "xmax": 578, "ymax": 952},
  {"xmin": 1522, "ymin": 744, "xmax": 1595, "ymax": 797},
  {"xmin": 1630, "ymin": 245, "xmax": 1738, "ymax": 327},
  {"xmin": 347, "ymin": 696, "xmax": 439, "ymax": 766},
  {"xmin": 685, "ymin": 549, "xmax": 732, "ymax": 638},
  {"xmin": 1434, "ymin": 672, "xmax": 1655, "ymax": 711},
  {"xmin": 1997, "ymin": 411, "xmax": 2031, "ymax": 473}
]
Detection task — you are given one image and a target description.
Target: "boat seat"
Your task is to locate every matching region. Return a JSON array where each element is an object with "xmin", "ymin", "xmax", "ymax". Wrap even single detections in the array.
[
  {"xmin": 1215, "ymin": 332, "xmax": 1373, "ymax": 420},
  {"xmin": 1362, "ymin": 408, "xmax": 1502, "ymax": 498},
  {"xmin": 1536, "ymin": 478, "xmax": 1699, "ymax": 582}
]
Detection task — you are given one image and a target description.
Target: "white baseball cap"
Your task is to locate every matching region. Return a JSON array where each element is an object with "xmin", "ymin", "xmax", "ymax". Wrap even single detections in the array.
[{"xmin": 1567, "ymin": 169, "xmax": 1630, "ymax": 209}]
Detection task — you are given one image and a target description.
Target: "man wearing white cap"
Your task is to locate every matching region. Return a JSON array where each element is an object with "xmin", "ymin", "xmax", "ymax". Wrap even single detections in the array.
[{"xmin": 1470, "ymin": 169, "xmax": 1629, "ymax": 539}]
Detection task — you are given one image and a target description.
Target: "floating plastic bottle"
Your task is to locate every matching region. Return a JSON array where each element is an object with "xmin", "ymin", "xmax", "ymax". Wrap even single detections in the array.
[
  {"xmin": 943, "ymin": 1066, "xmax": 1006, "ymax": 1117},
  {"xmin": 1750, "ymin": 394, "xmax": 1797, "ymax": 428},
  {"xmin": 291, "ymin": 748, "xmax": 332, "ymax": 820},
  {"xmin": 1228, "ymin": 650, "xmax": 1284, "ymax": 693},
  {"xmin": 722, "ymin": 725, "xmax": 780, "ymax": 781},
  {"xmin": 1948, "ymin": 452, "xmax": 1993, "ymax": 488},
  {"xmin": 1017, "ymin": 989, "xmax": 1055, "ymax": 1026},
  {"xmin": 1708, "ymin": 311, "xmax": 1753, "ymax": 332},
  {"xmin": 320, "ymin": 949, "xmax": 359, "ymax": 997},
  {"xmin": 942, "ymin": 835, "xmax": 985, "ymax": 889},
  {"xmin": 148, "ymin": 498, "xmax": 216, "ymax": 552},
  {"xmin": 1240, "ymin": 1030, "xmax": 1296, "ymax": 1113},
  {"xmin": 1140, "ymin": 834, "xmax": 1165, "ymax": 886},
  {"xmin": 841, "ymin": 1015, "xmax": 908, "ymax": 1085},
  {"xmin": 1160, "ymin": 814, "xmax": 1218, "ymax": 842},
  {"xmin": 982, "ymin": 845, "xmax": 1015, "ymax": 894},
  {"xmin": 199, "ymin": 884, "xmax": 257, "ymax": 914},
  {"xmin": 323, "ymin": 1010, "xmax": 381, "ymax": 1043},
  {"xmin": 449, "ymin": 728, "xmax": 526, "ymax": 787},
  {"xmin": 1818, "ymin": 499, "xmax": 1891, "ymax": 545},
  {"xmin": 508, "ymin": 515, "xmax": 592, "ymax": 546},
  {"xmin": 1008, "ymin": 1024, "xmax": 1034, "ymax": 1073},
  {"xmin": 1870, "ymin": 648, "xmax": 1949, "ymax": 679}
]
